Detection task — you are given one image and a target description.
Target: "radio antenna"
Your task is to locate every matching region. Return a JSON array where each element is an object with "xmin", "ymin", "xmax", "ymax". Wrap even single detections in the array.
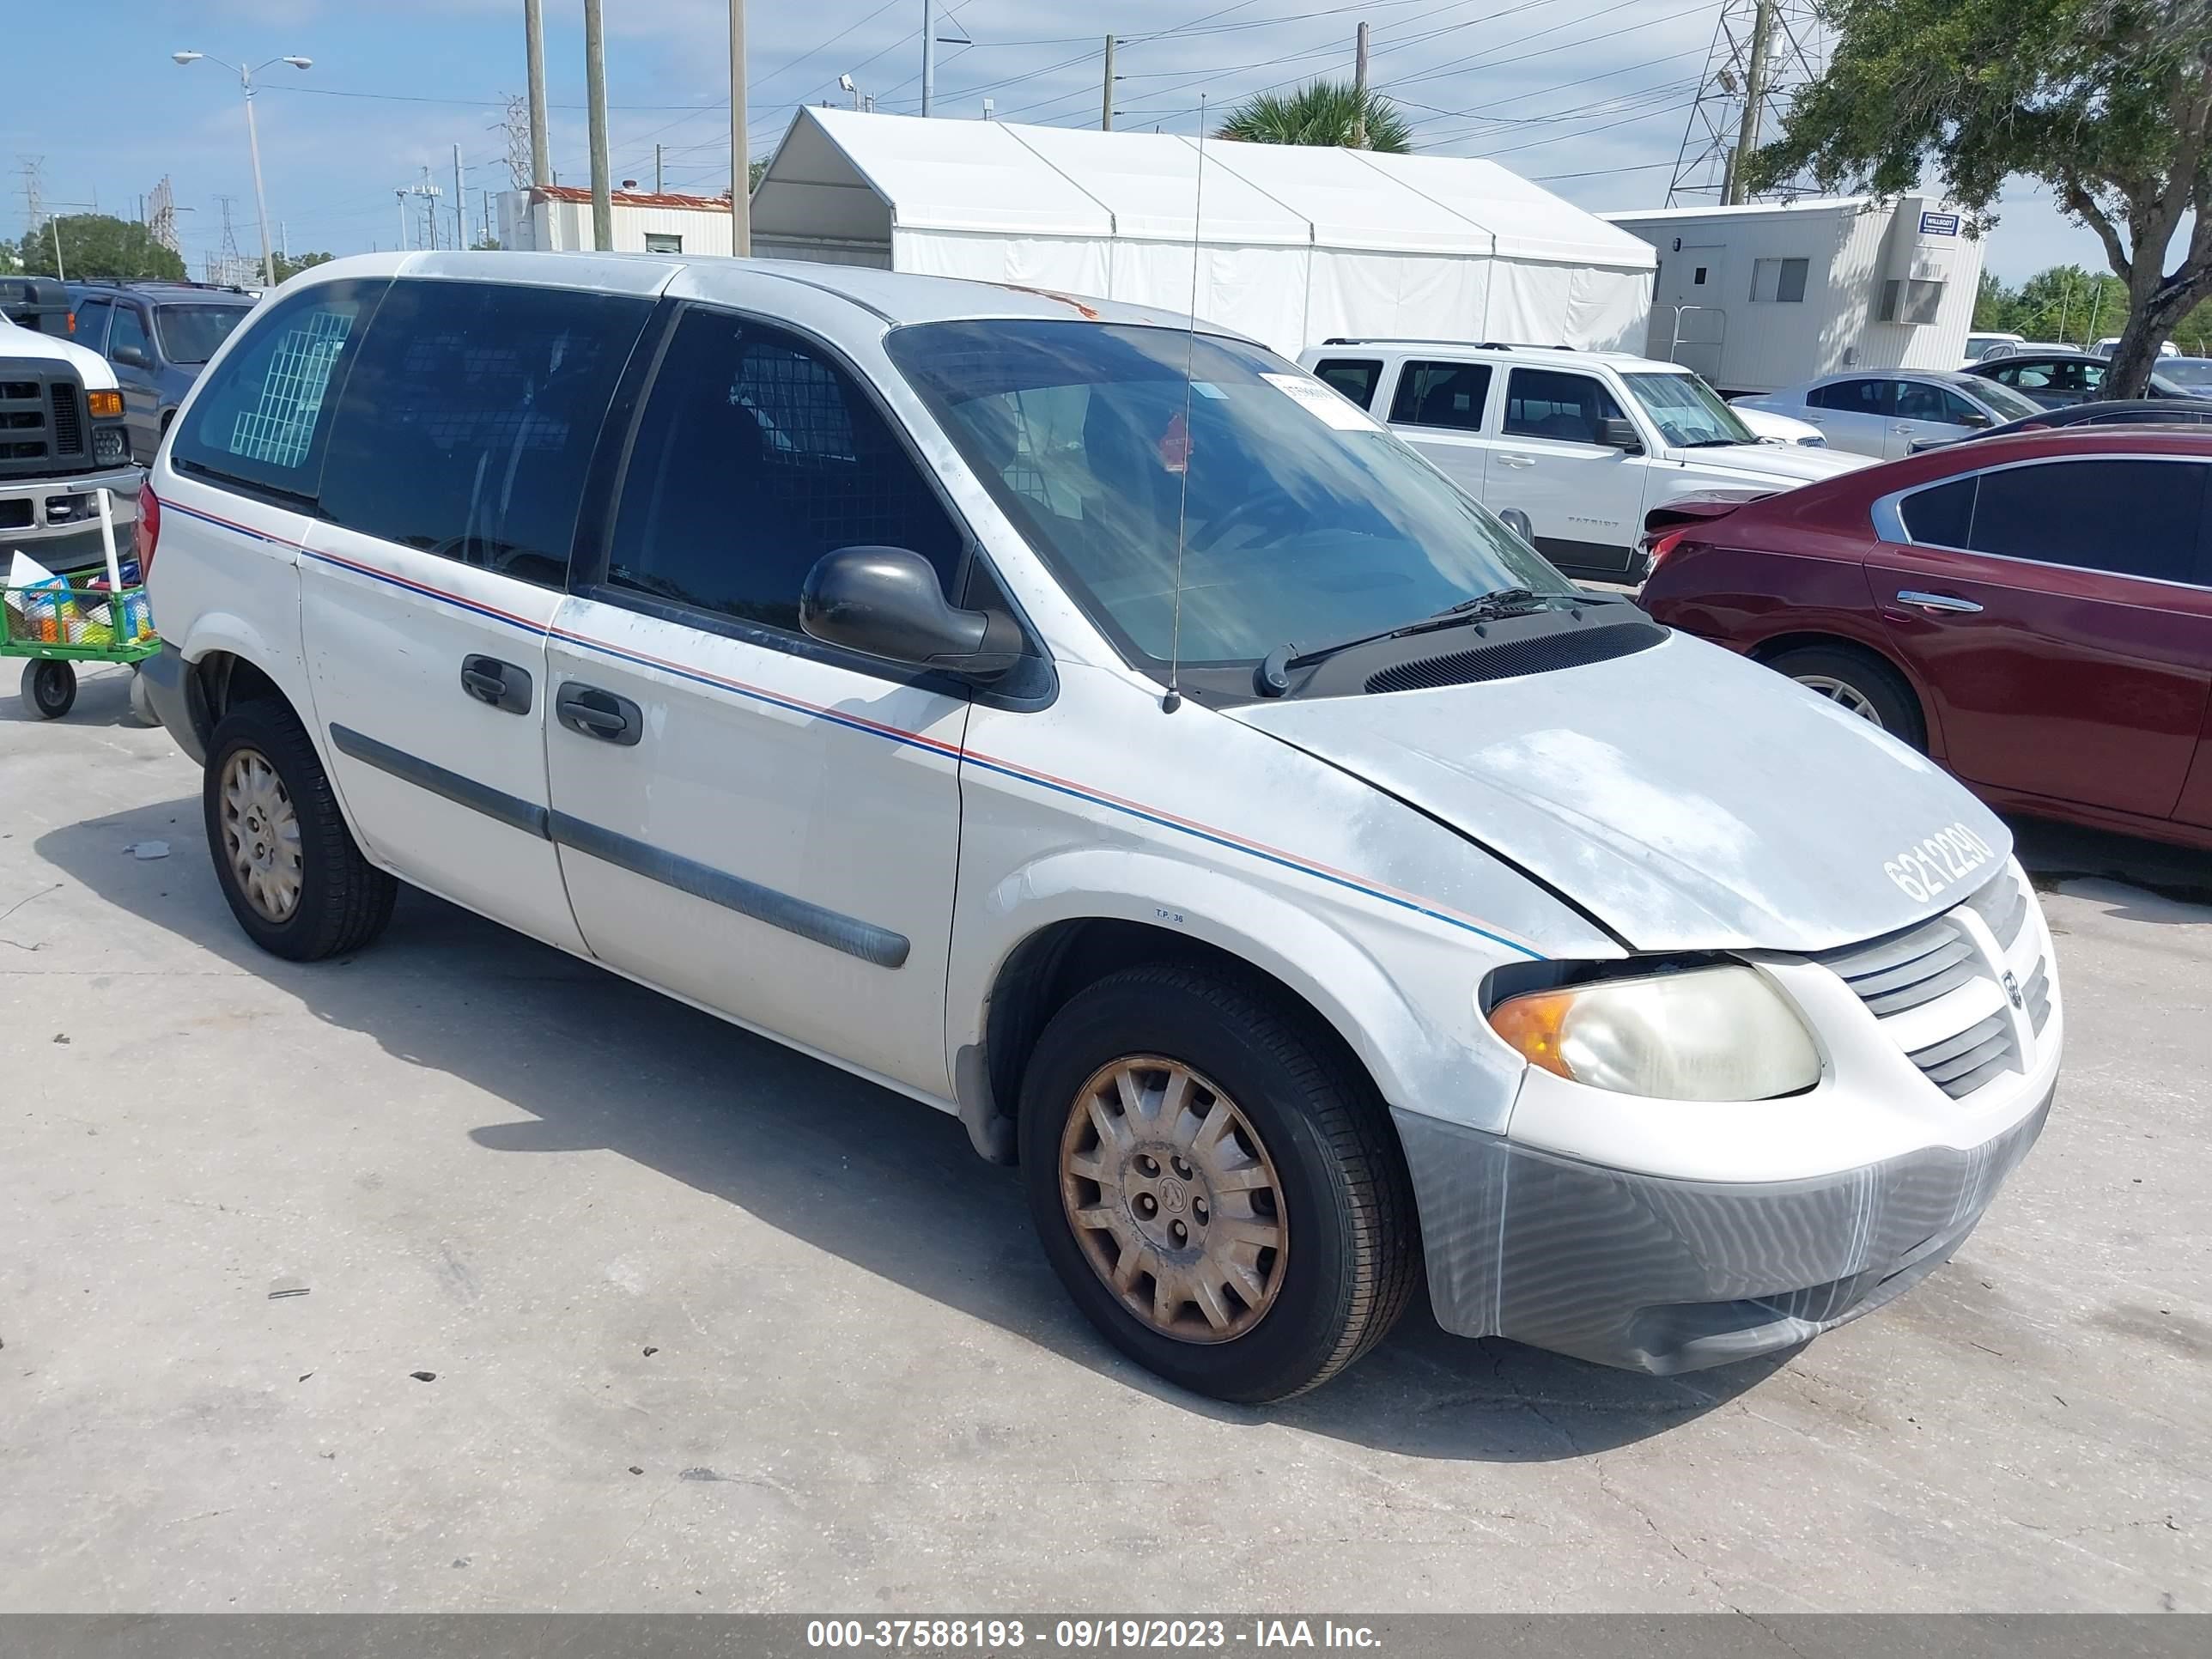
[{"xmin": 1162, "ymin": 93, "xmax": 1208, "ymax": 715}]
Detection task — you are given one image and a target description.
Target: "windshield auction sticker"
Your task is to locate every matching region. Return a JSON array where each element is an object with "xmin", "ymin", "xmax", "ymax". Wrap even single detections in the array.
[{"xmin": 1261, "ymin": 372, "xmax": 1388, "ymax": 431}]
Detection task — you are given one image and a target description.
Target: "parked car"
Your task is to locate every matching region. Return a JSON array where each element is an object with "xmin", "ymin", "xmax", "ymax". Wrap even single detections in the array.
[
  {"xmin": 2156, "ymin": 356, "xmax": 2212, "ymax": 394},
  {"xmin": 1299, "ymin": 339, "xmax": 1869, "ymax": 580},
  {"xmin": 1907, "ymin": 397, "xmax": 2212, "ymax": 451},
  {"xmin": 1730, "ymin": 404, "xmax": 1829, "ymax": 447},
  {"xmin": 0, "ymin": 307, "xmax": 140, "ymax": 578},
  {"xmin": 65, "ymin": 281, "xmax": 258, "ymax": 465},
  {"xmin": 1967, "ymin": 349, "xmax": 2194, "ymax": 409},
  {"xmin": 2089, "ymin": 337, "xmax": 2179, "ymax": 358},
  {"xmin": 141, "ymin": 251, "xmax": 2058, "ymax": 1400},
  {"xmin": 1738, "ymin": 369, "xmax": 2046, "ymax": 458},
  {"xmin": 1639, "ymin": 428, "xmax": 2212, "ymax": 853},
  {"xmin": 1961, "ymin": 331, "xmax": 2027, "ymax": 363}
]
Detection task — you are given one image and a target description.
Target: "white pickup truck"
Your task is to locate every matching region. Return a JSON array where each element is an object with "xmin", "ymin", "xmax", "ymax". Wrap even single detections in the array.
[
  {"xmin": 1, "ymin": 296, "xmax": 142, "ymax": 576},
  {"xmin": 1297, "ymin": 339, "xmax": 1870, "ymax": 581}
]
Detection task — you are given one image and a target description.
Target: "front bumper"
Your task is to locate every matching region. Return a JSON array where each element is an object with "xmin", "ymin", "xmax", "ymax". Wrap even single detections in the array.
[
  {"xmin": 1395, "ymin": 1085, "xmax": 2051, "ymax": 1373},
  {"xmin": 0, "ymin": 465, "xmax": 142, "ymax": 573}
]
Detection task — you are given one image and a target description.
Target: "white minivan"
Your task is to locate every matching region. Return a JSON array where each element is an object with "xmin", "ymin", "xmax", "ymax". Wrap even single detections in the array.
[{"xmin": 143, "ymin": 253, "xmax": 2060, "ymax": 1401}]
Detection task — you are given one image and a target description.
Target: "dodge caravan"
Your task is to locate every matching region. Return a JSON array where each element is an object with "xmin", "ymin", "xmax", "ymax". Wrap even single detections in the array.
[{"xmin": 143, "ymin": 252, "xmax": 2060, "ymax": 1401}]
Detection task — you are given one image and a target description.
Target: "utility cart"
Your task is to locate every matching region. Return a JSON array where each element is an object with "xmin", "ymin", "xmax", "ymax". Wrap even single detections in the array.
[{"xmin": 3, "ymin": 488, "xmax": 158, "ymax": 720}]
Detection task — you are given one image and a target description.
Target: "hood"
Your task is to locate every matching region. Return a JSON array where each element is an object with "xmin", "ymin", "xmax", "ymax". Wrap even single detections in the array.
[
  {"xmin": 0, "ymin": 313, "xmax": 119, "ymax": 390},
  {"xmin": 1659, "ymin": 441, "xmax": 1871, "ymax": 484},
  {"xmin": 1231, "ymin": 630, "xmax": 2011, "ymax": 956}
]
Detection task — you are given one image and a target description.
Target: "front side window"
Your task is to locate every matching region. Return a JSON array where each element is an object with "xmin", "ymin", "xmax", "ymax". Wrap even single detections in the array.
[
  {"xmin": 1895, "ymin": 381, "xmax": 1980, "ymax": 424},
  {"xmin": 1311, "ymin": 358, "xmax": 1382, "ymax": 410},
  {"xmin": 1620, "ymin": 371, "xmax": 1753, "ymax": 447},
  {"xmin": 318, "ymin": 279, "xmax": 652, "ymax": 588},
  {"xmin": 606, "ymin": 307, "xmax": 963, "ymax": 635},
  {"xmin": 170, "ymin": 279, "xmax": 384, "ymax": 500},
  {"xmin": 155, "ymin": 304, "xmax": 252, "ymax": 367},
  {"xmin": 108, "ymin": 304, "xmax": 151, "ymax": 365},
  {"xmin": 73, "ymin": 298, "xmax": 112, "ymax": 352},
  {"xmin": 1808, "ymin": 379, "xmax": 1893, "ymax": 416},
  {"xmin": 1389, "ymin": 361, "xmax": 1492, "ymax": 430},
  {"xmin": 885, "ymin": 319, "xmax": 1571, "ymax": 671},
  {"xmin": 1502, "ymin": 368, "xmax": 1625, "ymax": 443}
]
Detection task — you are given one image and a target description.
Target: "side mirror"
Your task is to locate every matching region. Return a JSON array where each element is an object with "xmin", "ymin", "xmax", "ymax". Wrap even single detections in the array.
[
  {"xmin": 799, "ymin": 545, "xmax": 1022, "ymax": 679},
  {"xmin": 1959, "ymin": 412, "xmax": 1992, "ymax": 428},
  {"xmin": 1599, "ymin": 416, "xmax": 1644, "ymax": 453},
  {"xmin": 1497, "ymin": 507, "xmax": 1537, "ymax": 546},
  {"xmin": 112, "ymin": 345, "xmax": 150, "ymax": 369}
]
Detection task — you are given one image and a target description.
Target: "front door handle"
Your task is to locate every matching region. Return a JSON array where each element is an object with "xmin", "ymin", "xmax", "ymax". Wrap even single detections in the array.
[
  {"xmin": 1895, "ymin": 590, "xmax": 1984, "ymax": 616},
  {"xmin": 1498, "ymin": 453, "xmax": 1537, "ymax": 468},
  {"xmin": 460, "ymin": 654, "xmax": 532, "ymax": 714},
  {"xmin": 556, "ymin": 682, "xmax": 643, "ymax": 746}
]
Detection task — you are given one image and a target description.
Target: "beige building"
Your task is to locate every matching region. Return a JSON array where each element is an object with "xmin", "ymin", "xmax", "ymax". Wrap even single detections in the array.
[{"xmin": 495, "ymin": 184, "xmax": 736, "ymax": 258}]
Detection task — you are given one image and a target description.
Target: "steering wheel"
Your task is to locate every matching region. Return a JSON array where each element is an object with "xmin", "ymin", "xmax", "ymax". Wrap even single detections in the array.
[{"xmin": 1188, "ymin": 489, "xmax": 1308, "ymax": 553}]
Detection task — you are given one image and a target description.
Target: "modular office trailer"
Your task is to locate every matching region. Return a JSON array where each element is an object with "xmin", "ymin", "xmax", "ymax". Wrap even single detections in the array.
[{"xmin": 1602, "ymin": 197, "xmax": 1983, "ymax": 395}]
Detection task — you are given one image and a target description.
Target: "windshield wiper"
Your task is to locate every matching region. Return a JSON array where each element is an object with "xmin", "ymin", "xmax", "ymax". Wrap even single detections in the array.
[
  {"xmin": 1253, "ymin": 587, "xmax": 1559, "ymax": 696},
  {"xmin": 1678, "ymin": 436, "xmax": 1747, "ymax": 447}
]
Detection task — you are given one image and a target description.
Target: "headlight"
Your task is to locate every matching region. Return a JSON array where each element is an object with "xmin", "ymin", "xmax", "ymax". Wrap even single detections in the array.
[
  {"xmin": 1487, "ymin": 965, "xmax": 1820, "ymax": 1101},
  {"xmin": 93, "ymin": 425, "xmax": 130, "ymax": 465}
]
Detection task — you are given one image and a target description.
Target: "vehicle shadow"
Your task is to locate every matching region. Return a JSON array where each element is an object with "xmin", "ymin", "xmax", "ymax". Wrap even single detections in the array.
[
  {"xmin": 35, "ymin": 794, "xmax": 1777, "ymax": 1462},
  {"xmin": 2010, "ymin": 815, "xmax": 2212, "ymax": 911}
]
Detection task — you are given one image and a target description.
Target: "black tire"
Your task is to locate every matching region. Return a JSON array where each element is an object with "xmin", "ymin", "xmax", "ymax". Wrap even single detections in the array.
[
  {"xmin": 22, "ymin": 659, "xmax": 76, "ymax": 720},
  {"xmin": 204, "ymin": 700, "xmax": 396, "ymax": 962},
  {"xmin": 1018, "ymin": 962, "xmax": 1419, "ymax": 1403},
  {"xmin": 1765, "ymin": 642, "xmax": 1927, "ymax": 750}
]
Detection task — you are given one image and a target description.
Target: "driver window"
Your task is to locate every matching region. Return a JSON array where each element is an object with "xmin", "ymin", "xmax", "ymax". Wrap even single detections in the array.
[
  {"xmin": 1503, "ymin": 368, "xmax": 1624, "ymax": 442},
  {"xmin": 110, "ymin": 304, "xmax": 151, "ymax": 364}
]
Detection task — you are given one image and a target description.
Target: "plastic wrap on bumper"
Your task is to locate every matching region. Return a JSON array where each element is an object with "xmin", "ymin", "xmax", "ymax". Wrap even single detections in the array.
[{"xmin": 1395, "ymin": 1086, "xmax": 2051, "ymax": 1373}]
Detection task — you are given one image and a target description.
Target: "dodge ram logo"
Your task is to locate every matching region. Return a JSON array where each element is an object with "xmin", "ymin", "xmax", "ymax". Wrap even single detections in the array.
[{"xmin": 2002, "ymin": 969, "xmax": 2025, "ymax": 1010}]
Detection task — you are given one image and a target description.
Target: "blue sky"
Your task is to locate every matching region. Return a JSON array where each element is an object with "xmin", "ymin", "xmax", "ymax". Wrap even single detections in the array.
[{"xmin": 6, "ymin": 0, "xmax": 2106, "ymax": 284}]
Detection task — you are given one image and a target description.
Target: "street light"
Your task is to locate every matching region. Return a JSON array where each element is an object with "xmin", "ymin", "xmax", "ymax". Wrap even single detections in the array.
[{"xmin": 173, "ymin": 49, "xmax": 313, "ymax": 287}]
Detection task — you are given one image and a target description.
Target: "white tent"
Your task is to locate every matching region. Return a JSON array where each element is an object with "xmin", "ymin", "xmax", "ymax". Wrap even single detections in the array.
[{"xmin": 750, "ymin": 107, "xmax": 1656, "ymax": 356}]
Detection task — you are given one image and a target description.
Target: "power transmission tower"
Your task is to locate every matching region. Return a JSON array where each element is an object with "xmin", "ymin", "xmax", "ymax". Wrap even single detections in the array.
[
  {"xmin": 1668, "ymin": 0, "xmax": 1825, "ymax": 206},
  {"xmin": 20, "ymin": 155, "xmax": 46, "ymax": 231},
  {"xmin": 206, "ymin": 194, "xmax": 258, "ymax": 285},
  {"xmin": 148, "ymin": 175, "xmax": 181, "ymax": 255},
  {"xmin": 499, "ymin": 94, "xmax": 533, "ymax": 191}
]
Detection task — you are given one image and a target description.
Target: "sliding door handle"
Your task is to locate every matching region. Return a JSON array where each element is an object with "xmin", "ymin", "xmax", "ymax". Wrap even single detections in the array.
[{"xmin": 555, "ymin": 682, "xmax": 643, "ymax": 746}]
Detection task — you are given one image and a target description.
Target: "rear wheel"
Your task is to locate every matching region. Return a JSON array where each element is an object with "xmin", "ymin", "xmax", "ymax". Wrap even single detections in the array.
[
  {"xmin": 204, "ymin": 701, "xmax": 396, "ymax": 961},
  {"xmin": 1019, "ymin": 963, "xmax": 1418, "ymax": 1402},
  {"xmin": 1765, "ymin": 643, "xmax": 1926, "ymax": 750},
  {"xmin": 21, "ymin": 659, "xmax": 76, "ymax": 720}
]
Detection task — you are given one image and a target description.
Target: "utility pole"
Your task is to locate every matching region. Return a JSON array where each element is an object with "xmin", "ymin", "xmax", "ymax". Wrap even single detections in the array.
[
  {"xmin": 655, "ymin": 143, "xmax": 665, "ymax": 194},
  {"xmin": 1723, "ymin": 0, "xmax": 1776, "ymax": 204},
  {"xmin": 584, "ymin": 0, "xmax": 613, "ymax": 251},
  {"xmin": 1352, "ymin": 21, "xmax": 1370, "ymax": 148},
  {"xmin": 412, "ymin": 167, "xmax": 443, "ymax": 251},
  {"xmin": 453, "ymin": 142, "xmax": 467, "ymax": 249},
  {"xmin": 922, "ymin": 0, "xmax": 936, "ymax": 117},
  {"xmin": 731, "ymin": 0, "xmax": 751, "ymax": 255},
  {"xmin": 1101, "ymin": 36, "xmax": 1115, "ymax": 131},
  {"xmin": 525, "ymin": 0, "xmax": 552, "ymax": 251},
  {"xmin": 396, "ymin": 188, "xmax": 410, "ymax": 252}
]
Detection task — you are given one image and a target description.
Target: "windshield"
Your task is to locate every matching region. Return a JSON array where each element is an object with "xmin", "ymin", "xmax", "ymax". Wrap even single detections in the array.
[
  {"xmin": 154, "ymin": 304, "xmax": 251, "ymax": 366},
  {"xmin": 885, "ymin": 320, "xmax": 1573, "ymax": 670},
  {"xmin": 1963, "ymin": 376, "xmax": 2045, "ymax": 421},
  {"xmin": 1620, "ymin": 370, "xmax": 1755, "ymax": 446},
  {"xmin": 2158, "ymin": 357, "xmax": 2212, "ymax": 389}
]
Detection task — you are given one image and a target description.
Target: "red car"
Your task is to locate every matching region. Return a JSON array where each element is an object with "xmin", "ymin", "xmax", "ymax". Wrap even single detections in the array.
[{"xmin": 1638, "ymin": 428, "xmax": 2212, "ymax": 852}]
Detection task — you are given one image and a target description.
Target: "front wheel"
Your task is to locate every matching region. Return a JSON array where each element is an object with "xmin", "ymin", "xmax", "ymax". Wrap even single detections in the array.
[
  {"xmin": 1019, "ymin": 963, "xmax": 1419, "ymax": 1402},
  {"xmin": 21, "ymin": 659, "xmax": 76, "ymax": 720}
]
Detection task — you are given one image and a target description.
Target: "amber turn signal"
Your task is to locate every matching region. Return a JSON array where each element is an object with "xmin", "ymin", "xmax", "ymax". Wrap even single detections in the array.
[
  {"xmin": 1486, "ymin": 990, "xmax": 1577, "ymax": 1080},
  {"xmin": 87, "ymin": 389, "xmax": 125, "ymax": 419}
]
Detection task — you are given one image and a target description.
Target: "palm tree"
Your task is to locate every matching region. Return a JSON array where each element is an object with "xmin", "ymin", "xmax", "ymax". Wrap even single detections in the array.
[{"xmin": 1215, "ymin": 80, "xmax": 1413, "ymax": 153}]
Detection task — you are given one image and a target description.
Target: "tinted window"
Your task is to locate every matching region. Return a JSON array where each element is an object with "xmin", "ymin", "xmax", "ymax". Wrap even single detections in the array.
[
  {"xmin": 170, "ymin": 280, "xmax": 383, "ymax": 501},
  {"xmin": 1808, "ymin": 379, "xmax": 1893, "ymax": 416},
  {"xmin": 1898, "ymin": 477, "xmax": 1975, "ymax": 546},
  {"xmin": 1966, "ymin": 459, "xmax": 2206, "ymax": 583},
  {"xmin": 885, "ymin": 319, "xmax": 1571, "ymax": 670},
  {"xmin": 1895, "ymin": 381, "xmax": 1981, "ymax": 424},
  {"xmin": 606, "ymin": 308, "xmax": 962, "ymax": 635},
  {"xmin": 1390, "ymin": 361, "xmax": 1492, "ymax": 430},
  {"xmin": 319, "ymin": 280, "xmax": 650, "ymax": 588},
  {"xmin": 109, "ymin": 305, "xmax": 150, "ymax": 363},
  {"xmin": 1312, "ymin": 357, "xmax": 1382, "ymax": 409},
  {"xmin": 73, "ymin": 297, "xmax": 112, "ymax": 352},
  {"xmin": 1502, "ymin": 368, "xmax": 1624, "ymax": 442},
  {"xmin": 155, "ymin": 304, "xmax": 251, "ymax": 366}
]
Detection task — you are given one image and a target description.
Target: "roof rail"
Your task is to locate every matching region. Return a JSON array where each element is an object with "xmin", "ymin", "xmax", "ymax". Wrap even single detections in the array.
[{"xmin": 1317, "ymin": 337, "xmax": 1577, "ymax": 351}]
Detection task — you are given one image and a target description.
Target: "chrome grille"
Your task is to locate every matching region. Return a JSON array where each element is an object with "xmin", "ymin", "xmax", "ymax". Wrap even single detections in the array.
[{"xmin": 1815, "ymin": 863, "xmax": 2049, "ymax": 1101}]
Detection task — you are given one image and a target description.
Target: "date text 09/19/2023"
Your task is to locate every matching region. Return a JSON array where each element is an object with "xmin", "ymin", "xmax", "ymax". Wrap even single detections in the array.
[{"xmin": 805, "ymin": 1620, "xmax": 1382, "ymax": 1650}]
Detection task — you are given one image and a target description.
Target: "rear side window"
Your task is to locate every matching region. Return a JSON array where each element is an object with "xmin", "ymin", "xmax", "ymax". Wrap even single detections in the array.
[
  {"xmin": 1897, "ymin": 477, "xmax": 1975, "ymax": 546},
  {"xmin": 1808, "ymin": 379, "xmax": 1893, "ymax": 416},
  {"xmin": 1390, "ymin": 361, "xmax": 1492, "ymax": 431},
  {"xmin": 605, "ymin": 307, "xmax": 962, "ymax": 636},
  {"xmin": 170, "ymin": 279, "xmax": 384, "ymax": 501},
  {"xmin": 318, "ymin": 279, "xmax": 651, "ymax": 589},
  {"xmin": 1311, "ymin": 358, "xmax": 1382, "ymax": 409},
  {"xmin": 1502, "ymin": 368, "xmax": 1622, "ymax": 442},
  {"xmin": 1966, "ymin": 459, "xmax": 2206, "ymax": 584}
]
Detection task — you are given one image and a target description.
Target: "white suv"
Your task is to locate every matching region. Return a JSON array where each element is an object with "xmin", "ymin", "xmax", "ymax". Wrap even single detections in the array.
[
  {"xmin": 1297, "ymin": 340, "xmax": 1869, "ymax": 580},
  {"xmin": 140, "ymin": 252, "xmax": 2058, "ymax": 1401}
]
